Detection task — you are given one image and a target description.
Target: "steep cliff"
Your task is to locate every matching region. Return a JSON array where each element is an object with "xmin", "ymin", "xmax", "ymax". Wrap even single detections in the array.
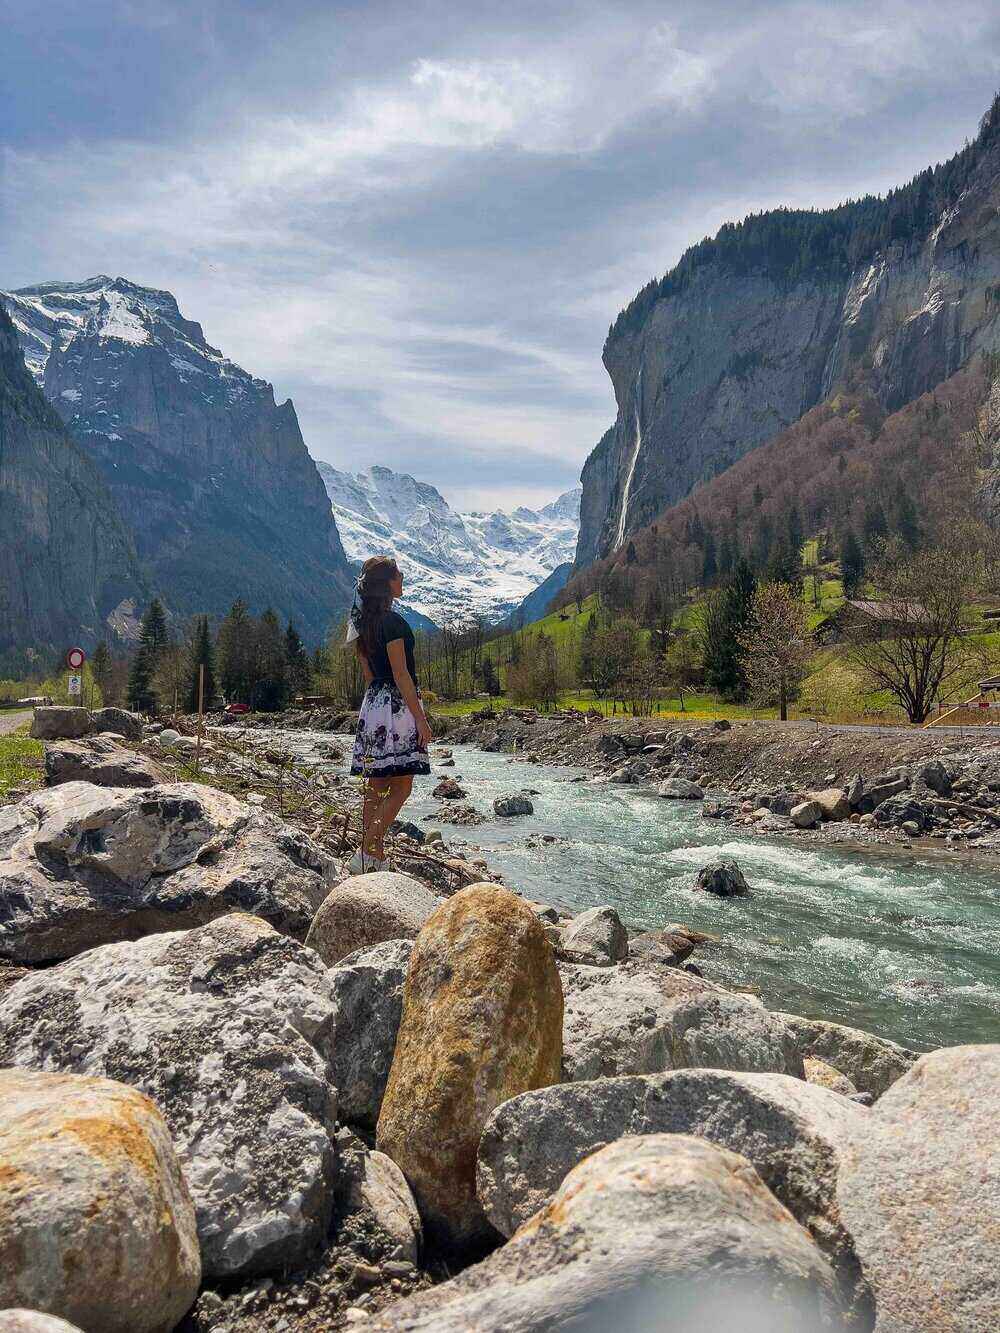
[
  {"xmin": 0, "ymin": 305, "xmax": 145, "ymax": 663},
  {"xmin": 578, "ymin": 97, "xmax": 1000, "ymax": 564},
  {"xmin": 2, "ymin": 277, "xmax": 354, "ymax": 640}
]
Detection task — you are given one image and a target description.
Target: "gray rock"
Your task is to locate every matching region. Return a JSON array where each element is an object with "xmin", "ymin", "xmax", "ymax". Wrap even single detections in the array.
[
  {"xmin": 0, "ymin": 914, "xmax": 341, "ymax": 1277},
  {"xmin": 777, "ymin": 1012, "xmax": 917, "ymax": 1099},
  {"xmin": 371, "ymin": 1135, "xmax": 840, "ymax": 1332},
  {"xmin": 768, "ymin": 791, "xmax": 803, "ymax": 817},
  {"xmin": 693, "ymin": 856, "xmax": 749, "ymax": 897},
  {"xmin": 0, "ymin": 1068, "xmax": 201, "ymax": 1332},
  {"xmin": 863, "ymin": 775, "xmax": 909, "ymax": 810},
  {"xmin": 346, "ymin": 1150, "xmax": 422, "ymax": 1265},
  {"xmin": 89, "ymin": 707, "xmax": 144, "ymax": 741},
  {"xmin": 560, "ymin": 905, "xmax": 628, "ymax": 965},
  {"xmin": 305, "ymin": 873, "xmax": 440, "ymax": 967},
  {"xmin": 846, "ymin": 774, "xmax": 865, "ymax": 807},
  {"xmin": 838, "ymin": 1044, "xmax": 1000, "ymax": 1331},
  {"xmin": 872, "ymin": 793, "xmax": 931, "ymax": 831},
  {"xmin": 560, "ymin": 962, "xmax": 802, "ymax": 1082},
  {"xmin": 0, "ymin": 780, "xmax": 333, "ymax": 963},
  {"xmin": 28, "ymin": 707, "xmax": 92, "ymax": 740},
  {"xmin": 657, "ymin": 777, "xmax": 704, "ymax": 799},
  {"xmin": 44, "ymin": 735, "xmax": 167, "ymax": 788},
  {"xmin": 157, "ymin": 728, "xmax": 182, "ymax": 747},
  {"xmin": 790, "ymin": 799, "xmax": 823, "ymax": 829},
  {"xmin": 327, "ymin": 939, "xmax": 413, "ymax": 1128},
  {"xmin": 914, "ymin": 758, "xmax": 951, "ymax": 794},
  {"xmin": 0, "ymin": 1313, "xmax": 86, "ymax": 1332},
  {"xmin": 493, "ymin": 794, "xmax": 533, "ymax": 816},
  {"xmin": 477, "ymin": 1069, "xmax": 868, "ymax": 1305}
]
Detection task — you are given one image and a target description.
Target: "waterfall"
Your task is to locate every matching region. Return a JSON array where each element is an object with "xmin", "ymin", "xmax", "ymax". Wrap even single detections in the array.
[{"xmin": 614, "ymin": 367, "xmax": 642, "ymax": 551}]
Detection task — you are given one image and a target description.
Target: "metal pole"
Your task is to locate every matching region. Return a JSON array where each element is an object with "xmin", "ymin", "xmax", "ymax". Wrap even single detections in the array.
[{"xmin": 195, "ymin": 664, "xmax": 205, "ymax": 774}]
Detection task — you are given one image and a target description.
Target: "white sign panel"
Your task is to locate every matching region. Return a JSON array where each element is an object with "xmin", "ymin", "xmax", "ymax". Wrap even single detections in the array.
[{"xmin": 68, "ymin": 674, "xmax": 82, "ymax": 696}]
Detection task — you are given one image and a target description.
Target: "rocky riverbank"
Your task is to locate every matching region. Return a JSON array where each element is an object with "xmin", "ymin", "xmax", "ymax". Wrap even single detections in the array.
[
  {"xmin": 438, "ymin": 707, "xmax": 1000, "ymax": 855},
  {"xmin": 0, "ymin": 705, "xmax": 996, "ymax": 1331}
]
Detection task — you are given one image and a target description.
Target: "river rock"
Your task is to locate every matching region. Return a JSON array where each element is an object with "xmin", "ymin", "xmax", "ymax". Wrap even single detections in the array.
[
  {"xmin": 777, "ymin": 1012, "xmax": 917, "ymax": 1098},
  {"xmin": 838, "ymin": 1044, "xmax": 1000, "ymax": 1331},
  {"xmin": 560, "ymin": 905, "xmax": 627, "ymax": 965},
  {"xmin": 89, "ymin": 707, "xmax": 144, "ymax": 741},
  {"xmin": 305, "ymin": 872, "xmax": 440, "ymax": 966},
  {"xmin": 493, "ymin": 793, "xmax": 533, "ymax": 816},
  {"xmin": 804, "ymin": 1056, "xmax": 858, "ymax": 1096},
  {"xmin": 370, "ymin": 1135, "xmax": 839, "ymax": 1331},
  {"xmin": 0, "ymin": 1068, "xmax": 200, "ymax": 1333},
  {"xmin": 657, "ymin": 777, "xmax": 704, "ymax": 799},
  {"xmin": 805, "ymin": 787, "xmax": 851, "ymax": 821},
  {"xmin": 0, "ymin": 914, "xmax": 340, "ymax": 1277},
  {"xmin": 28, "ymin": 707, "xmax": 92, "ymax": 741},
  {"xmin": 791, "ymin": 799, "xmax": 823, "ymax": 829},
  {"xmin": 376, "ymin": 884, "xmax": 563, "ymax": 1251},
  {"xmin": 863, "ymin": 775, "xmax": 908, "ymax": 810},
  {"xmin": 346, "ymin": 1150, "xmax": 423, "ymax": 1265},
  {"xmin": 914, "ymin": 757, "xmax": 952, "ymax": 795},
  {"xmin": 0, "ymin": 780, "xmax": 333, "ymax": 963},
  {"xmin": 433, "ymin": 778, "xmax": 466, "ymax": 800},
  {"xmin": 327, "ymin": 939, "xmax": 413, "ymax": 1127},
  {"xmin": 872, "ymin": 793, "xmax": 931, "ymax": 831},
  {"xmin": 0, "ymin": 1315, "xmax": 85, "ymax": 1332},
  {"xmin": 43, "ymin": 736, "xmax": 167, "ymax": 789},
  {"xmin": 693, "ymin": 856, "xmax": 749, "ymax": 896},
  {"xmin": 846, "ymin": 774, "xmax": 865, "ymax": 807},
  {"xmin": 156, "ymin": 728, "xmax": 182, "ymax": 748},
  {"xmin": 560, "ymin": 962, "xmax": 802, "ymax": 1082},
  {"xmin": 477, "ymin": 1069, "xmax": 867, "ymax": 1299}
]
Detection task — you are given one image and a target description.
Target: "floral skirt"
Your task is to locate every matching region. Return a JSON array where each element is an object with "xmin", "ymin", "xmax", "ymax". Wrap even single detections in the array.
[{"xmin": 351, "ymin": 682, "xmax": 430, "ymax": 778}]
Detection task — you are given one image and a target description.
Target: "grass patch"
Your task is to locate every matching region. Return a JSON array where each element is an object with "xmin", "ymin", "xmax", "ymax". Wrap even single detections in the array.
[{"xmin": 0, "ymin": 734, "xmax": 44, "ymax": 800}]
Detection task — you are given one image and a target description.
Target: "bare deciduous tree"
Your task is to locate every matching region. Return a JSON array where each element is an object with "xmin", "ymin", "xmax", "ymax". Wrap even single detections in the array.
[
  {"xmin": 737, "ymin": 582, "xmax": 810, "ymax": 721},
  {"xmin": 844, "ymin": 545, "xmax": 977, "ymax": 723}
]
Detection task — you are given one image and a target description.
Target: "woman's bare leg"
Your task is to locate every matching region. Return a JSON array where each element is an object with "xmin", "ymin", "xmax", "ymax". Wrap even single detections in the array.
[
  {"xmin": 362, "ymin": 778, "xmax": 392, "ymax": 862},
  {"xmin": 363, "ymin": 775, "xmax": 414, "ymax": 859}
]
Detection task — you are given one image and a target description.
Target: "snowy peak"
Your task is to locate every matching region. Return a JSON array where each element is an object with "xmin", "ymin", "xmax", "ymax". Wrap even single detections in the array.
[{"xmin": 317, "ymin": 462, "xmax": 580, "ymax": 625}]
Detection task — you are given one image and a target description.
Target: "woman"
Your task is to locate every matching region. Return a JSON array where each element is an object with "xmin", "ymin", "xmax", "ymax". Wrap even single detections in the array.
[{"xmin": 347, "ymin": 556, "xmax": 432, "ymax": 872}]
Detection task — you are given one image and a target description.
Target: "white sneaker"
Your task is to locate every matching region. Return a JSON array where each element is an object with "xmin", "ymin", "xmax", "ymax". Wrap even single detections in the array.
[{"xmin": 349, "ymin": 850, "xmax": 386, "ymax": 874}]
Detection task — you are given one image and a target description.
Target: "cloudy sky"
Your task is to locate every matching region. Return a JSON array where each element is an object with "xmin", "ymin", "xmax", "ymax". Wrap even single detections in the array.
[{"xmin": 3, "ymin": 1, "xmax": 1000, "ymax": 509}]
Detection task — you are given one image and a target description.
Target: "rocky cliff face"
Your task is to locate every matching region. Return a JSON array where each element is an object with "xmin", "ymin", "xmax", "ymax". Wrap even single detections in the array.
[
  {"xmin": 2, "ymin": 277, "xmax": 353, "ymax": 639},
  {"xmin": 0, "ymin": 305, "xmax": 145, "ymax": 662},
  {"xmin": 578, "ymin": 119, "xmax": 1000, "ymax": 565}
]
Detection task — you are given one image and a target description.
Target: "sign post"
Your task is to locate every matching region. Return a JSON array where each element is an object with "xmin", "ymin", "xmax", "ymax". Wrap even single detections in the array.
[{"xmin": 66, "ymin": 648, "xmax": 86, "ymax": 705}]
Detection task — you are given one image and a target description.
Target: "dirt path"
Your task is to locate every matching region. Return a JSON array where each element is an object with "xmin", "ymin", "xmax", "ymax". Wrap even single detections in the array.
[{"xmin": 0, "ymin": 709, "xmax": 31, "ymax": 736}]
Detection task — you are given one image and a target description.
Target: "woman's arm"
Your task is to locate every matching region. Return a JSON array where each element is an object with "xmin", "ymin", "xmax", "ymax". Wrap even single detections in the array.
[
  {"xmin": 387, "ymin": 638, "xmax": 432, "ymax": 745},
  {"xmin": 354, "ymin": 642, "xmax": 374, "ymax": 685}
]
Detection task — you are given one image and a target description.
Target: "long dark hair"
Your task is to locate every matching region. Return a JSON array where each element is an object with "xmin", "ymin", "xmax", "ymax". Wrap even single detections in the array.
[{"xmin": 356, "ymin": 555, "xmax": 400, "ymax": 662}]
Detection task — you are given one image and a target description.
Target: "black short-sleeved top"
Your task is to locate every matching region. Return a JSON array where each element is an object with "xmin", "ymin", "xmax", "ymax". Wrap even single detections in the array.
[{"xmin": 364, "ymin": 610, "xmax": 418, "ymax": 686}]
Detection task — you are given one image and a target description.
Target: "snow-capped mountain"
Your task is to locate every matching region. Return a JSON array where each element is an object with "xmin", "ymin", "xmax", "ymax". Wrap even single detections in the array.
[
  {"xmin": 317, "ymin": 462, "xmax": 581, "ymax": 625},
  {"xmin": 2, "ymin": 276, "xmax": 354, "ymax": 636}
]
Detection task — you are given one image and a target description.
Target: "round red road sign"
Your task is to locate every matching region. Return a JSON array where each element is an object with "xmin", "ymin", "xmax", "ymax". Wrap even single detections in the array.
[{"xmin": 66, "ymin": 647, "xmax": 86, "ymax": 671}]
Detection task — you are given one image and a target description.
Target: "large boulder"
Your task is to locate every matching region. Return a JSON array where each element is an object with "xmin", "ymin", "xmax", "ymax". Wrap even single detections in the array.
[
  {"xmin": 838, "ymin": 1045, "xmax": 1000, "ymax": 1331},
  {"xmin": 89, "ymin": 707, "xmax": 144, "ymax": 741},
  {"xmin": 0, "ymin": 914, "xmax": 340, "ymax": 1277},
  {"xmin": 327, "ymin": 939, "xmax": 413, "ymax": 1128},
  {"xmin": 560, "ymin": 962, "xmax": 803, "ymax": 1082},
  {"xmin": 0, "ymin": 1068, "xmax": 200, "ymax": 1333},
  {"xmin": 370, "ymin": 1135, "xmax": 840, "ymax": 1332},
  {"xmin": 477, "ymin": 1069, "xmax": 868, "ymax": 1310},
  {"xmin": 790, "ymin": 799, "xmax": 823, "ymax": 829},
  {"xmin": 493, "ymin": 794, "xmax": 533, "ymax": 816},
  {"xmin": 28, "ymin": 708, "xmax": 91, "ymax": 741},
  {"xmin": 376, "ymin": 884, "xmax": 563, "ymax": 1251},
  {"xmin": 305, "ymin": 872, "xmax": 439, "ymax": 967},
  {"xmin": 43, "ymin": 736, "xmax": 167, "ymax": 789},
  {"xmin": 0, "ymin": 1315, "xmax": 85, "ymax": 1332},
  {"xmin": 693, "ymin": 857, "xmax": 749, "ymax": 896},
  {"xmin": 872, "ymin": 793, "xmax": 931, "ymax": 831},
  {"xmin": 914, "ymin": 757, "xmax": 952, "ymax": 795},
  {"xmin": 778, "ymin": 1012, "xmax": 917, "ymax": 1099},
  {"xmin": 0, "ymin": 781, "xmax": 333, "ymax": 963},
  {"xmin": 560, "ymin": 904, "xmax": 628, "ymax": 965},
  {"xmin": 805, "ymin": 788, "xmax": 851, "ymax": 821},
  {"xmin": 657, "ymin": 777, "xmax": 704, "ymax": 799}
]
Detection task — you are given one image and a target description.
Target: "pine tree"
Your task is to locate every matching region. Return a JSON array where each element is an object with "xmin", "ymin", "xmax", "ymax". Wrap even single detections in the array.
[
  {"xmin": 894, "ymin": 487, "xmax": 921, "ymax": 551},
  {"xmin": 840, "ymin": 531, "xmax": 865, "ymax": 597},
  {"xmin": 92, "ymin": 641, "xmax": 112, "ymax": 701},
  {"xmin": 767, "ymin": 537, "xmax": 803, "ymax": 591},
  {"xmin": 699, "ymin": 559, "xmax": 756, "ymax": 700},
  {"xmin": 218, "ymin": 600, "xmax": 255, "ymax": 704},
  {"xmin": 126, "ymin": 646, "xmax": 158, "ymax": 713},
  {"xmin": 185, "ymin": 615, "xmax": 217, "ymax": 712},
  {"xmin": 255, "ymin": 609, "xmax": 290, "ymax": 712},
  {"xmin": 862, "ymin": 499, "xmax": 889, "ymax": 551},
  {"xmin": 285, "ymin": 621, "xmax": 312, "ymax": 698},
  {"xmin": 701, "ymin": 531, "xmax": 718, "ymax": 586},
  {"xmin": 139, "ymin": 598, "xmax": 169, "ymax": 664}
]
